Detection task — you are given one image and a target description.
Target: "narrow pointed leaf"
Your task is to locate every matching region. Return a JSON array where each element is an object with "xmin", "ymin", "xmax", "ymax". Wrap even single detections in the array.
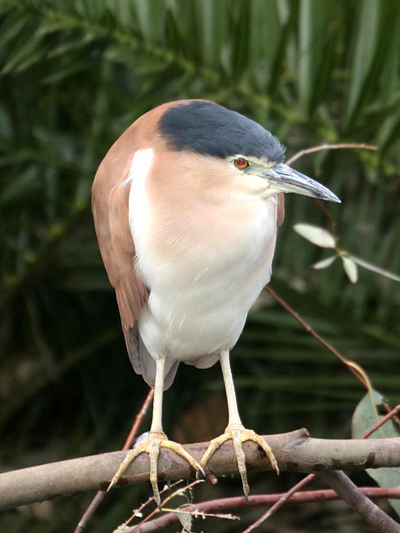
[
  {"xmin": 312, "ymin": 256, "xmax": 337, "ymax": 270},
  {"xmin": 342, "ymin": 256, "xmax": 358, "ymax": 283},
  {"xmin": 298, "ymin": 0, "xmax": 313, "ymax": 108},
  {"xmin": 346, "ymin": 0, "xmax": 380, "ymax": 123},
  {"xmin": 293, "ymin": 224, "xmax": 336, "ymax": 248}
]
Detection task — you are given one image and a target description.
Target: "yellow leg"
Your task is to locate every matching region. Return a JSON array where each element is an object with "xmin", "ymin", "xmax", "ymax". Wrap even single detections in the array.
[
  {"xmin": 108, "ymin": 358, "xmax": 204, "ymax": 507},
  {"xmin": 199, "ymin": 349, "xmax": 279, "ymax": 498}
]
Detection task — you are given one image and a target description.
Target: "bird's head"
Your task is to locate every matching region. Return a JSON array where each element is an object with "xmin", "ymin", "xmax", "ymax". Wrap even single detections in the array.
[{"xmin": 157, "ymin": 100, "xmax": 340, "ymax": 204}]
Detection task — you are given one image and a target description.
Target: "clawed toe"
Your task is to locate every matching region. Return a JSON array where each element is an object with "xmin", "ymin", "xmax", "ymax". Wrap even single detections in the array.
[
  {"xmin": 108, "ymin": 432, "xmax": 204, "ymax": 507},
  {"xmin": 200, "ymin": 426, "xmax": 278, "ymax": 498}
]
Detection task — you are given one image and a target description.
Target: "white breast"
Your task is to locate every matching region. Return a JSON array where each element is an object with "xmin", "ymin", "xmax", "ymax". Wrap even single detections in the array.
[{"xmin": 128, "ymin": 149, "xmax": 278, "ymax": 363}]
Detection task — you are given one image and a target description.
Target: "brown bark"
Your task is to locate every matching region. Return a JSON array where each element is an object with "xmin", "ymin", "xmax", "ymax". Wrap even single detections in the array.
[{"xmin": 1, "ymin": 429, "xmax": 399, "ymax": 512}]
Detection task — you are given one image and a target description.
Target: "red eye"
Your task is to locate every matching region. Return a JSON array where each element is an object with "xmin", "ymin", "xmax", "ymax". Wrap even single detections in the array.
[{"xmin": 234, "ymin": 158, "xmax": 249, "ymax": 169}]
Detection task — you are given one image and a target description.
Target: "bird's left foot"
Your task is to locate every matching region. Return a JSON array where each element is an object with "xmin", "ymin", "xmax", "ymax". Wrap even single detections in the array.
[
  {"xmin": 199, "ymin": 425, "xmax": 279, "ymax": 498},
  {"xmin": 107, "ymin": 431, "xmax": 204, "ymax": 507}
]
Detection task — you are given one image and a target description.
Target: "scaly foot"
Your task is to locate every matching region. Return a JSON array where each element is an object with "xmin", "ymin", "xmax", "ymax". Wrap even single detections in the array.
[
  {"xmin": 107, "ymin": 431, "xmax": 205, "ymax": 507},
  {"xmin": 199, "ymin": 425, "xmax": 279, "ymax": 498}
]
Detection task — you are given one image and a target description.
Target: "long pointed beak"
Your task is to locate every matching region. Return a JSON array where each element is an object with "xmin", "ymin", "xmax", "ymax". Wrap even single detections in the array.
[{"xmin": 262, "ymin": 163, "xmax": 341, "ymax": 203}]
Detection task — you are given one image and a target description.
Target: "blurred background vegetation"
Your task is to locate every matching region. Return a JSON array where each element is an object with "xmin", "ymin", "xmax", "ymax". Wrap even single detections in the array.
[{"xmin": 1, "ymin": 0, "xmax": 400, "ymax": 531}]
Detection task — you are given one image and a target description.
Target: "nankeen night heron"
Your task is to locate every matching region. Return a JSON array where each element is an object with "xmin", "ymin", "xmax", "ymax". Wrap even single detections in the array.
[{"xmin": 92, "ymin": 100, "xmax": 340, "ymax": 504}]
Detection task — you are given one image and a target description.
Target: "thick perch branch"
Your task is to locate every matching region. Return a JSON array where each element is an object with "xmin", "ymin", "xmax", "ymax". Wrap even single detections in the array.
[{"xmin": 1, "ymin": 429, "xmax": 400, "ymax": 511}]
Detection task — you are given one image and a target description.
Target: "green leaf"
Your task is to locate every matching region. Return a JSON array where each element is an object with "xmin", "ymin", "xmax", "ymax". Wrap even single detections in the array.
[
  {"xmin": 345, "ymin": 0, "xmax": 380, "ymax": 123},
  {"xmin": 298, "ymin": 0, "xmax": 313, "ymax": 109},
  {"xmin": 47, "ymin": 34, "xmax": 96, "ymax": 57},
  {"xmin": 352, "ymin": 390, "xmax": 400, "ymax": 518},
  {"xmin": 42, "ymin": 58, "xmax": 88, "ymax": 83},
  {"xmin": 0, "ymin": 10, "xmax": 27, "ymax": 49},
  {"xmin": 1, "ymin": 28, "xmax": 44, "ymax": 74},
  {"xmin": 232, "ymin": 0, "xmax": 251, "ymax": 78},
  {"xmin": 194, "ymin": 0, "xmax": 226, "ymax": 69}
]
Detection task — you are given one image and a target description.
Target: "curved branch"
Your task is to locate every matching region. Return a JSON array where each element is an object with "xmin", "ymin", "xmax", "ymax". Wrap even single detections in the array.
[{"xmin": 1, "ymin": 429, "xmax": 400, "ymax": 511}]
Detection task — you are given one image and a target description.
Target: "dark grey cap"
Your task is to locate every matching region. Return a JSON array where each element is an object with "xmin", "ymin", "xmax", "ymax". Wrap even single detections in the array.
[{"xmin": 158, "ymin": 100, "xmax": 286, "ymax": 164}]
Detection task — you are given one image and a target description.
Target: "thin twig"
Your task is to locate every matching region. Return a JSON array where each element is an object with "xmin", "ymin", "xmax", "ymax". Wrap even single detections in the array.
[
  {"xmin": 314, "ymin": 198, "xmax": 339, "ymax": 240},
  {"xmin": 266, "ymin": 285, "xmax": 400, "ymax": 425},
  {"xmin": 265, "ymin": 286, "xmax": 369, "ymax": 388},
  {"xmin": 286, "ymin": 143, "xmax": 377, "ymax": 166},
  {"xmin": 128, "ymin": 486, "xmax": 400, "ymax": 533},
  {"xmin": 361, "ymin": 404, "xmax": 400, "ymax": 440},
  {"xmin": 74, "ymin": 389, "xmax": 154, "ymax": 533},
  {"xmin": 114, "ymin": 480, "xmax": 185, "ymax": 533},
  {"xmin": 74, "ymin": 492, "xmax": 107, "ymax": 533},
  {"xmin": 382, "ymin": 400, "xmax": 400, "ymax": 431},
  {"xmin": 122, "ymin": 389, "xmax": 155, "ymax": 450},
  {"xmin": 127, "ymin": 480, "xmax": 203, "ymax": 533},
  {"xmin": 241, "ymin": 474, "xmax": 314, "ymax": 533}
]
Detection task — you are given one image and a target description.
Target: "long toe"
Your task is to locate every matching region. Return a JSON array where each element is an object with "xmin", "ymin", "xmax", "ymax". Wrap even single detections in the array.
[
  {"xmin": 108, "ymin": 432, "xmax": 203, "ymax": 508},
  {"xmin": 107, "ymin": 432, "xmax": 166, "ymax": 507},
  {"xmin": 160, "ymin": 440, "xmax": 205, "ymax": 477},
  {"xmin": 199, "ymin": 426, "xmax": 278, "ymax": 498}
]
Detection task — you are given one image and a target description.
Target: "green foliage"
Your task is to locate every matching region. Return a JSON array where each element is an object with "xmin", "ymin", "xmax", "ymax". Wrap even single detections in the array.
[
  {"xmin": 352, "ymin": 390, "xmax": 400, "ymax": 518},
  {"xmin": 0, "ymin": 0, "xmax": 400, "ymax": 531}
]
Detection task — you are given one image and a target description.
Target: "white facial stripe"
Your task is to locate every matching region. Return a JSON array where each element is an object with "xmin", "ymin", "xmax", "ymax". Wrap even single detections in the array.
[
  {"xmin": 123, "ymin": 148, "xmax": 154, "ymax": 185},
  {"xmin": 230, "ymin": 154, "xmax": 247, "ymax": 161}
]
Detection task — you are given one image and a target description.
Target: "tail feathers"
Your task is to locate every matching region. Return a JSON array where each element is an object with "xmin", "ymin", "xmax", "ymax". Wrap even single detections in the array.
[{"xmin": 185, "ymin": 352, "xmax": 219, "ymax": 369}]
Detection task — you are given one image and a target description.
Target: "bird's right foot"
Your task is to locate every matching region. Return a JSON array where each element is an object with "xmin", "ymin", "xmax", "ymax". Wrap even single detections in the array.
[
  {"xmin": 199, "ymin": 424, "xmax": 279, "ymax": 499},
  {"xmin": 107, "ymin": 431, "xmax": 204, "ymax": 507}
]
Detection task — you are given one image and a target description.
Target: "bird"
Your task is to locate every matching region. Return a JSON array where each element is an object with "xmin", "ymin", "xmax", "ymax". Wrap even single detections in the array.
[{"xmin": 92, "ymin": 99, "xmax": 340, "ymax": 505}]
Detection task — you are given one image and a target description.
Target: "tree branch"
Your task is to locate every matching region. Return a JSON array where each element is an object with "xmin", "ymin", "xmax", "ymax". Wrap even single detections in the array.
[
  {"xmin": 1, "ymin": 429, "xmax": 400, "ymax": 511},
  {"xmin": 317, "ymin": 471, "xmax": 400, "ymax": 533},
  {"xmin": 266, "ymin": 286, "xmax": 369, "ymax": 388}
]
